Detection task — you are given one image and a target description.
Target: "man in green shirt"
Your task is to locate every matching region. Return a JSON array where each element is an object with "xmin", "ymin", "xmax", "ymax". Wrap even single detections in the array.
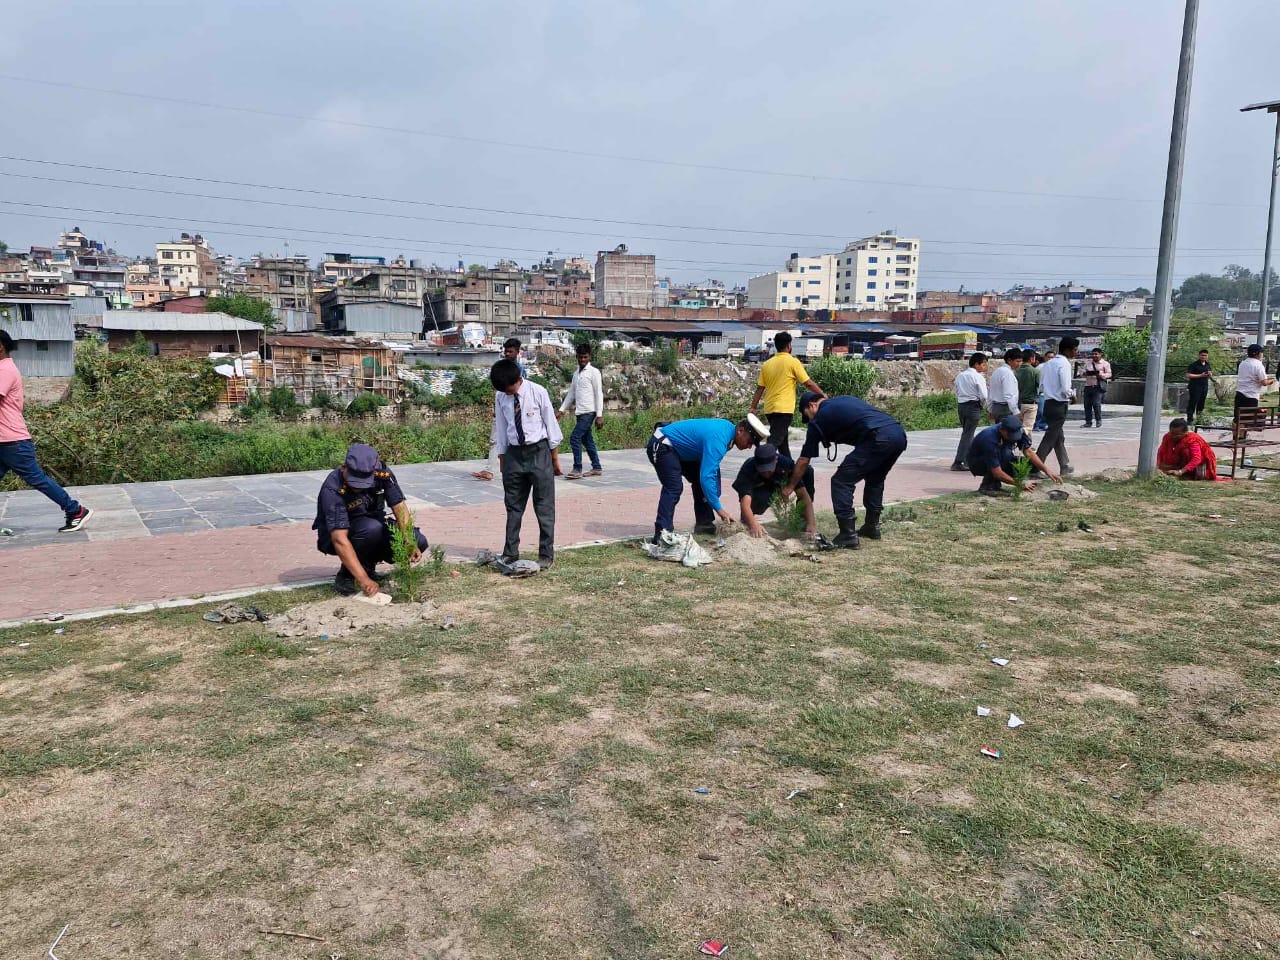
[{"xmin": 1015, "ymin": 348, "xmax": 1040, "ymax": 433}]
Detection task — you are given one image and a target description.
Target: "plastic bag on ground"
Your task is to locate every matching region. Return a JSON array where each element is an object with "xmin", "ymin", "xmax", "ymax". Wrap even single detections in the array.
[{"xmin": 643, "ymin": 530, "xmax": 714, "ymax": 568}]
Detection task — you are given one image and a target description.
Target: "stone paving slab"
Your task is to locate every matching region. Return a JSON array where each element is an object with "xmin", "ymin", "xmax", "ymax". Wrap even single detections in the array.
[
  {"xmin": 0, "ymin": 422, "xmax": 1147, "ymax": 625},
  {"xmin": 0, "ymin": 420, "xmax": 1142, "ymax": 548}
]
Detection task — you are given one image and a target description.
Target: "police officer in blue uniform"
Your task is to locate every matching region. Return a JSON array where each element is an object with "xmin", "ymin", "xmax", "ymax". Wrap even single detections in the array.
[
  {"xmin": 968, "ymin": 414, "xmax": 1058, "ymax": 496},
  {"xmin": 781, "ymin": 392, "xmax": 908, "ymax": 549},
  {"xmin": 732, "ymin": 443, "xmax": 816, "ymax": 539},
  {"xmin": 313, "ymin": 443, "xmax": 428, "ymax": 596}
]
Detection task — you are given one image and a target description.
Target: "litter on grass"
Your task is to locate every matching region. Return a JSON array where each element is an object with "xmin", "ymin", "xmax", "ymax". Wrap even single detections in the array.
[
  {"xmin": 202, "ymin": 603, "xmax": 270, "ymax": 624},
  {"xmin": 1008, "ymin": 713, "xmax": 1025, "ymax": 729},
  {"xmin": 694, "ymin": 787, "xmax": 711, "ymax": 795},
  {"xmin": 976, "ymin": 706, "xmax": 992, "ymax": 717},
  {"xmin": 699, "ymin": 940, "xmax": 729, "ymax": 957},
  {"xmin": 475, "ymin": 549, "xmax": 542, "ymax": 577},
  {"xmin": 980, "ymin": 747, "xmax": 1002, "ymax": 760},
  {"xmin": 644, "ymin": 530, "xmax": 714, "ymax": 568},
  {"xmin": 356, "ymin": 591, "xmax": 393, "ymax": 606},
  {"xmin": 992, "ymin": 658, "xmax": 1011, "ymax": 667}
]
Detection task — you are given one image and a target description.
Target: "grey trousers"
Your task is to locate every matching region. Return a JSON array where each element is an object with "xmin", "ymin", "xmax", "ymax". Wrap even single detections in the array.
[
  {"xmin": 953, "ymin": 400, "xmax": 984, "ymax": 466},
  {"xmin": 1036, "ymin": 399, "xmax": 1071, "ymax": 470},
  {"xmin": 989, "ymin": 401, "xmax": 1015, "ymax": 421},
  {"xmin": 502, "ymin": 440, "xmax": 556, "ymax": 561}
]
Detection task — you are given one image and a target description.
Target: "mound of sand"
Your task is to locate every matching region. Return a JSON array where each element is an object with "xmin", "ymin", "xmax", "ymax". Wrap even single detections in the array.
[
  {"xmin": 1022, "ymin": 482, "xmax": 1098, "ymax": 502},
  {"xmin": 274, "ymin": 595, "xmax": 437, "ymax": 639},
  {"xmin": 717, "ymin": 532, "xmax": 782, "ymax": 566}
]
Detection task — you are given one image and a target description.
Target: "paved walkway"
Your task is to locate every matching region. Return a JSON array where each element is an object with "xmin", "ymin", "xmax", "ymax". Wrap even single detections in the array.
[{"xmin": 0, "ymin": 419, "xmax": 1143, "ymax": 625}]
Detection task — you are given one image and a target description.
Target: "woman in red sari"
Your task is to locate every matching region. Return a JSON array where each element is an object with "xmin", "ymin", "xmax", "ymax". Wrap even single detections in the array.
[{"xmin": 1157, "ymin": 417, "xmax": 1218, "ymax": 480}]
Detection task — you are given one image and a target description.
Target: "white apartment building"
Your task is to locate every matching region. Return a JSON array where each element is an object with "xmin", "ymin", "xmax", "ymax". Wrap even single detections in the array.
[
  {"xmin": 748, "ymin": 232, "xmax": 920, "ymax": 311},
  {"xmin": 155, "ymin": 233, "xmax": 219, "ymax": 294},
  {"xmin": 747, "ymin": 253, "xmax": 838, "ymax": 309},
  {"xmin": 831, "ymin": 232, "xmax": 919, "ymax": 310}
]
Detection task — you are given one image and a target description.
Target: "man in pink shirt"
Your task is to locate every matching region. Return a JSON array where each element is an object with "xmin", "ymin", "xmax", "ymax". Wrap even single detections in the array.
[{"xmin": 0, "ymin": 330, "xmax": 92, "ymax": 532}]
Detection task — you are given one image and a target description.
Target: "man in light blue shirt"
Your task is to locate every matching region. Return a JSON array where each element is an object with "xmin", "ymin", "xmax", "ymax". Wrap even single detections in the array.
[
  {"xmin": 1034, "ymin": 337, "xmax": 1077, "ymax": 477},
  {"xmin": 491, "ymin": 358, "xmax": 563, "ymax": 568},
  {"xmin": 645, "ymin": 416, "xmax": 765, "ymax": 541}
]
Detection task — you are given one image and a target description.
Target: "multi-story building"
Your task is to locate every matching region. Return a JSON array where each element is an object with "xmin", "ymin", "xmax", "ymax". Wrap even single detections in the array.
[
  {"xmin": 243, "ymin": 256, "xmax": 314, "ymax": 326},
  {"xmin": 523, "ymin": 269, "xmax": 594, "ymax": 308},
  {"xmin": 747, "ymin": 254, "xmax": 838, "ymax": 309},
  {"xmin": 831, "ymin": 232, "xmax": 919, "ymax": 310},
  {"xmin": 1023, "ymin": 285, "xmax": 1147, "ymax": 327},
  {"xmin": 319, "ymin": 252, "xmax": 389, "ymax": 288},
  {"xmin": 423, "ymin": 270, "xmax": 522, "ymax": 336},
  {"xmin": 595, "ymin": 245, "xmax": 658, "ymax": 308},
  {"xmin": 155, "ymin": 233, "xmax": 219, "ymax": 295}
]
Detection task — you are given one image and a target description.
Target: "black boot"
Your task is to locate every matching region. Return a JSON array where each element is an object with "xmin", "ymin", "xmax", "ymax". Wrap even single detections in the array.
[
  {"xmin": 833, "ymin": 515, "xmax": 861, "ymax": 550},
  {"xmin": 858, "ymin": 509, "xmax": 882, "ymax": 541},
  {"xmin": 334, "ymin": 567, "xmax": 357, "ymax": 596}
]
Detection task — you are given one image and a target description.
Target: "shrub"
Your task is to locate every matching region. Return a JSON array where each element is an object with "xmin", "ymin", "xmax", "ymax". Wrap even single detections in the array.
[
  {"xmin": 310, "ymin": 390, "xmax": 344, "ymax": 412},
  {"xmin": 808, "ymin": 355, "xmax": 878, "ymax": 399},
  {"xmin": 267, "ymin": 387, "xmax": 303, "ymax": 418},
  {"xmin": 651, "ymin": 339, "xmax": 680, "ymax": 375},
  {"xmin": 347, "ymin": 392, "xmax": 391, "ymax": 417}
]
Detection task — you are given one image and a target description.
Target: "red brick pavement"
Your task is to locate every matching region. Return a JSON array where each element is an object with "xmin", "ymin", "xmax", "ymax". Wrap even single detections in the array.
[{"xmin": 0, "ymin": 440, "xmax": 1140, "ymax": 624}]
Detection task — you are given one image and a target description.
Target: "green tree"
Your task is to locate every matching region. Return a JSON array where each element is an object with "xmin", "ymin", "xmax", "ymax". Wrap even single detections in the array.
[
  {"xmin": 206, "ymin": 293, "xmax": 276, "ymax": 330},
  {"xmin": 1173, "ymin": 265, "xmax": 1278, "ymax": 309},
  {"xmin": 0, "ymin": 240, "xmax": 8, "ymax": 255}
]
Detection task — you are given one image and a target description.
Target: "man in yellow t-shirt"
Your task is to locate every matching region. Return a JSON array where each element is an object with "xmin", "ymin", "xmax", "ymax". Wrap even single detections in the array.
[{"xmin": 749, "ymin": 331, "xmax": 825, "ymax": 458}]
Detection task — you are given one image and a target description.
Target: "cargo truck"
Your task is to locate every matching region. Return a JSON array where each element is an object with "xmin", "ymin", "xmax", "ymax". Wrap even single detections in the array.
[{"xmin": 918, "ymin": 330, "xmax": 978, "ymax": 360}]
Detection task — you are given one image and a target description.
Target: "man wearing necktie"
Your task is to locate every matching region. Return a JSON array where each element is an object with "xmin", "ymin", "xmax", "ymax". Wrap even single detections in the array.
[{"xmin": 490, "ymin": 358, "xmax": 563, "ymax": 569}]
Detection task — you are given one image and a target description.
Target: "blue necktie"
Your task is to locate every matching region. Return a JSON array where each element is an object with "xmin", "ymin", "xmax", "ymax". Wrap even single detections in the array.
[{"xmin": 513, "ymin": 393, "xmax": 526, "ymax": 446}]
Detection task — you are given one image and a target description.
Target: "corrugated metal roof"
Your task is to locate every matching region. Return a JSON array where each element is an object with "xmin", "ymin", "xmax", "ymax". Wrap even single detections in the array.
[
  {"xmin": 102, "ymin": 311, "xmax": 264, "ymax": 332},
  {"xmin": 266, "ymin": 334, "xmax": 387, "ymax": 350}
]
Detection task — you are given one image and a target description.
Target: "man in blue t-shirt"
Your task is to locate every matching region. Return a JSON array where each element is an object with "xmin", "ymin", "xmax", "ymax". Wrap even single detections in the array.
[
  {"xmin": 645, "ymin": 417, "xmax": 766, "ymax": 541},
  {"xmin": 732, "ymin": 443, "xmax": 816, "ymax": 539},
  {"xmin": 781, "ymin": 393, "xmax": 907, "ymax": 549},
  {"xmin": 968, "ymin": 415, "xmax": 1059, "ymax": 496}
]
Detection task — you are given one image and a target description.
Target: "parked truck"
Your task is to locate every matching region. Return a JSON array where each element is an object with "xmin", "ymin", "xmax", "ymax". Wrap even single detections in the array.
[
  {"xmin": 865, "ymin": 337, "xmax": 919, "ymax": 361},
  {"xmin": 918, "ymin": 330, "xmax": 978, "ymax": 360},
  {"xmin": 793, "ymin": 337, "xmax": 825, "ymax": 359}
]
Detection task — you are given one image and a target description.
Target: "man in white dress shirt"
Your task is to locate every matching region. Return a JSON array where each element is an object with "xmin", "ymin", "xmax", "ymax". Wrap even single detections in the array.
[
  {"xmin": 490, "ymin": 358, "xmax": 563, "ymax": 569},
  {"xmin": 951, "ymin": 352, "xmax": 988, "ymax": 471},
  {"xmin": 1235, "ymin": 343, "xmax": 1275, "ymax": 429},
  {"xmin": 559, "ymin": 343, "xmax": 605, "ymax": 479},
  {"xmin": 988, "ymin": 349, "xmax": 1023, "ymax": 422},
  {"xmin": 1034, "ymin": 336, "xmax": 1077, "ymax": 477}
]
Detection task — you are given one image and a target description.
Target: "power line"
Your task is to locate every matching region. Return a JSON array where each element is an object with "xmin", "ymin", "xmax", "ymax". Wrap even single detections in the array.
[
  {"xmin": 0, "ymin": 151, "xmax": 1264, "ymax": 252},
  {"xmin": 0, "ymin": 205, "xmax": 1187, "ymax": 282},
  {"xmin": 0, "ymin": 73, "xmax": 1260, "ymax": 210},
  {"xmin": 0, "ymin": 168, "xmax": 1260, "ymax": 261}
]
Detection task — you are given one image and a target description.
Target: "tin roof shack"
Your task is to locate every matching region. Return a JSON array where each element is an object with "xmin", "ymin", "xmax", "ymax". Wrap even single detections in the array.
[
  {"xmin": 325, "ymin": 299, "xmax": 424, "ymax": 340},
  {"xmin": 266, "ymin": 335, "xmax": 400, "ymax": 404},
  {"xmin": 0, "ymin": 296, "xmax": 75, "ymax": 403},
  {"xmin": 102, "ymin": 312, "xmax": 265, "ymax": 358}
]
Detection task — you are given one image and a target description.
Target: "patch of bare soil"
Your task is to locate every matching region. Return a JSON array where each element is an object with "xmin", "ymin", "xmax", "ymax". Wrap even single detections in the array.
[
  {"xmin": 892, "ymin": 660, "xmax": 970, "ymax": 690},
  {"xmin": 1022, "ymin": 482, "xmax": 1099, "ymax": 502},
  {"xmin": 1163, "ymin": 665, "xmax": 1241, "ymax": 703},
  {"xmin": 638, "ymin": 622, "xmax": 686, "ymax": 638},
  {"xmin": 716, "ymin": 532, "xmax": 784, "ymax": 566},
  {"xmin": 1061, "ymin": 683, "xmax": 1140, "ymax": 708},
  {"xmin": 1148, "ymin": 781, "xmax": 1280, "ymax": 863},
  {"xmin": 274, "ymin": 596, "xmax": 438, "ymax": 639},
  {"xmin": 862, "ymin": 752, "xmax": 976, "ymax": 809}
]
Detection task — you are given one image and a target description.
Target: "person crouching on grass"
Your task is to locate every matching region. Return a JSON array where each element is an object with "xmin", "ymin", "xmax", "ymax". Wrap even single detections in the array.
[
  {"xmin": 968, "ymin": 415, "xmax": 1059, "ymax": 497},
  {"xmin": 490, "ymin": 358, "xmax": 562, "ymax": 570},
  {"xmin": 647, "ymin": 416, "xmax": 765, "ymax": 542}
]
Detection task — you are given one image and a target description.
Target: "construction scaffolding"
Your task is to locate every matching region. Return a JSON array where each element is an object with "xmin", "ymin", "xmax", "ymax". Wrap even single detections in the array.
[{"xmin": 264, "ymin": 336, "xmax": 402, "ymax": 404}]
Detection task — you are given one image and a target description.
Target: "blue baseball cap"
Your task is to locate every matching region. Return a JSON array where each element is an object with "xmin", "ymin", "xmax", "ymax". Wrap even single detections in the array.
[
  {"xmin": 343, "ymin": 443, "xmax": 381, "ymax": 488},
  {"xmin": 999, "ymin": 414, "xmax": 1026, "ymax": 439}
]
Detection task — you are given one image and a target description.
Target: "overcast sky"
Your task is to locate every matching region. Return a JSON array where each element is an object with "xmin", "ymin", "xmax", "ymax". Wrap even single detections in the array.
[{"xmin": 0, "ymin": 1, "xmax": 1277, "ymax": 292}]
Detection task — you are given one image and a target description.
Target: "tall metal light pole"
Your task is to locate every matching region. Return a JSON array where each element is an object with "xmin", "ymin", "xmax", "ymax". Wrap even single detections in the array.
[
  {"xmin": 1137, "ymin": 0, "xmax": 1199, "ymax": 478},
  {"xmin": 1242, "ymin": 99, "xmax": 1280, "ymax": 348}
]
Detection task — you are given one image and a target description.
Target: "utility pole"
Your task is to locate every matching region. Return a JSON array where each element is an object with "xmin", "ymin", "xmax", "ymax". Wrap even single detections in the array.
[
  {"xmin": 1137, "ymin": 0, "xmax": 1199, "ymax": 478},
  {"xmin": 1242, "ymin": 99, "xmax": 1280, "ymax": 348}
]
